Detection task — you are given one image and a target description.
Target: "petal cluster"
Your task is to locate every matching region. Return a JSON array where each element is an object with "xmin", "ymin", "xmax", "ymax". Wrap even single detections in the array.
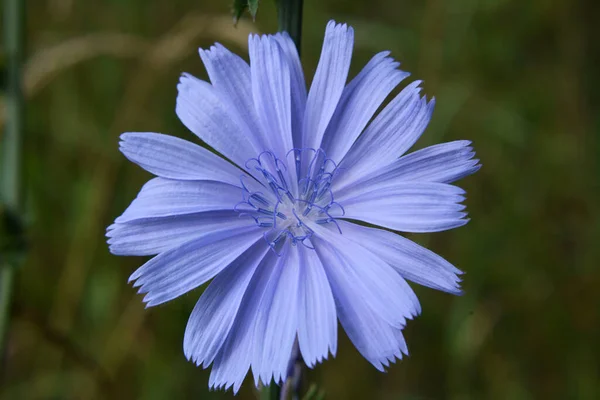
[{"xmin": 107, "ymin": 21, "xmax": 480, "ymax": 392}]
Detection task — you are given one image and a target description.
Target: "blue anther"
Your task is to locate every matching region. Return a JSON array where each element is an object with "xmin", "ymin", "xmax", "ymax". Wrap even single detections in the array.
[
  {"xmin": 250, "ymin": 192, "xmax": 270, "ymax": 206},
  {"xmin": 247, "ymin": 196, "xmax": 265, "ymax": 209},
  {"xmin": 308, "ymin": 186, "xmax": 319, "ymax": 205},
  {"xmin": 285, "ymin": 190, "xmax": 295, "ymax": 202},
  {"xmin": 256, "ymin": 208, "xmax": 274, "ymax": 216},
  {"xmin": 276, "ymin": 169, "xmax": 288, "ymax": 190}
]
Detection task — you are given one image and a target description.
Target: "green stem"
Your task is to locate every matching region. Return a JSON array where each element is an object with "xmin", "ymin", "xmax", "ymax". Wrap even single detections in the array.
[
  {"xmin": 280, "ymin": 341, "xmax": 302, "ymax": 400},
  {"xmin": 0, "ymin": 0, "xmax": 25, "ymax": 357},
  {"xmin": 276, "ymin": 0, "xmax": 304, "ymax": 55}
]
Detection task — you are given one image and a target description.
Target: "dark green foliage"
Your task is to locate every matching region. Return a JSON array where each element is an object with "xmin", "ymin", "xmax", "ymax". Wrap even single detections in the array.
[
  {"xmin": 0, "ymin": 206, "xmax": 27, "ymax": 266},
  {"xmin": 0, "ymin": 56, "xmax": 5, "ymax": 94},
  {"xmin": 301, "ymin": 384, "xmax": 325, "ymax": 400},
  {"xmin": 233, "ymin": 0, "xmax": 260, "ymax": 24}
]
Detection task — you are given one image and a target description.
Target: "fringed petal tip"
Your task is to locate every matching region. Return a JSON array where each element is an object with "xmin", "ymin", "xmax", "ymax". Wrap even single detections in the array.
[
  {"xmin": 372, "ymin": 349, "xmax": 411, "ymax": 372},
  {"xmin": 247, "ymin": 32, "xmax": 285, "ymax": 48},
  {"xmin": 272, "ymin": 31, "xmax": 295, "ymax": 47},
  {"xmin": 208, "ymin": 372, "xmax": 249, "ymax": 394},
  {"xmin": 105, "ymin": 223, "xmax": 117, "ymax": 236},
  {"xmin": 176, "ymin": 72, "xmax": 202, "ymax": 92},
  {"xmin": 303, "ymin": 346, "xmax": 336, "ymax": 369},
  {"xmin": 198, "ymin": 42, "xmax": 227, "ymax": 58},
  {"xmin": 325, "ymin": 20, "xmax": 354, "ymax": 36}
]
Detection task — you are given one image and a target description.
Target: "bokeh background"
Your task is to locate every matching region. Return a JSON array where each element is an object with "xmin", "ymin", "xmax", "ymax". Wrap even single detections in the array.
[{"xmin": 1, "ymin": 0, "xmax": 599, "ymax": 399}]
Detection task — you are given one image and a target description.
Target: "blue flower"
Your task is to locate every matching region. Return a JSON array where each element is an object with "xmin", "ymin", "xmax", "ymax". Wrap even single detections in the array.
[{"xmin": 107, "ymin": 21, "xmax": 480, "ymax": 392}]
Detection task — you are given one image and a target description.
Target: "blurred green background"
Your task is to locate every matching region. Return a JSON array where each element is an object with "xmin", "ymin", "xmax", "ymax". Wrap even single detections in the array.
[{"xmin": 1, "ymin": 0, "xmax": 599, "ymax": 399}]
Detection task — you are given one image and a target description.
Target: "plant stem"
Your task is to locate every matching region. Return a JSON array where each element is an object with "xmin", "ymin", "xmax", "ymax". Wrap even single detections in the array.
[
  {"xmin": 276, "ymin": 0, "xmax": 304, "ymax": 55},
  {"xmin": 0, "ymin": 0, "xmax": 25, "ymax": 358},
  {"xmin": 280, "ymin": 341, "xmax": 302, "ymax": 400}
]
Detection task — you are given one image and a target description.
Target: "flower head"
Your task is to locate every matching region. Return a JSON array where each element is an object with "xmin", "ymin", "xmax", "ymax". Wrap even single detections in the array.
[{"xmin": 107, "ymin": 21, "xmax": 480, "ymax": 392}]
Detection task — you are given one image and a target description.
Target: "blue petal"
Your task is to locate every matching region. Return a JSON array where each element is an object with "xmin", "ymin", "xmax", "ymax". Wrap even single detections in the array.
[
  {"xmin": 367, "ymin": 140, "xmax": 481, "ymax": 184},
  {"xmin": 321, "ymin": 51, "xmax": 409, "ymax": 163},
  {"xmin": 115, "ymin": 178, "xmax": 241, "ymax": 223},
  {"xmin": 334, "ymin": 81, "xmax": 431, "ymax": 190},
  {"xmin": 338, "ymin": 220, "xmax": 463, "ymax": 294},
  {"xmin": 273, "ymin": 32, "xmax": 306, "ymax": 149},
  {"xmin": 296, "ymin": 244, "xmax": 337, "ymax": 368},
  {"xmin": 107, "ymin": 211, "xmax": 247, "ymax": 256},
  {"xmin": 302, "ymin": 21, "xmax": 354, "ymax": 150},
  {"xmin": 119, "ymin": 132, "xmax": 246, "ymax": 185},
  {"xmin": 129, "ymin": 225, "xmax": 263, "ymax": 307},
  {"xmin": 338, "ymin": 182, "xmax": 469, "ymax": 233},
  {"xmin": 176, "ymin": 73, "xmax": 260, "ymax": 169},
  {"xmin": 360, "ymin": 84, "xmax": 433, "ymax": 162},
  {"xmin": 336, "ymin": 141, "xmax": 479, "ymax": 196},
  {"xmin": 315, "ymin": 239, "xmax": 410, "ymax": 370},
  {"xmin": 309, "ymin": 222, "xmax": 421, "ymax": 329},
  {"xmin": 209, "ymin": 250, "xmax": 283, "ymax": 392},
  {"xmin": 198, "ymin": 44, "xmax": 267, "ymax": 155},
  {"xmin": 249, "ymin": 34, "xmax": 293, "ymax": 157},
  {"xmin": 252, "ymin": 245, "xmax": 300, "ymax": 386},
  {"xmin": 183, "ymin": 242, "xmax": 270, "ymax": 368},
  {"xmin": 248, "ymin": 34, "xmax": 298, "ymax": 192}
]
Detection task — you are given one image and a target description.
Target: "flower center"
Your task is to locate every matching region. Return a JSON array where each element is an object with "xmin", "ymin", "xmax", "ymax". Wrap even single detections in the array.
[{"xmin": 235, "ymin": 149, "xmax": 344, "ymax": 254}]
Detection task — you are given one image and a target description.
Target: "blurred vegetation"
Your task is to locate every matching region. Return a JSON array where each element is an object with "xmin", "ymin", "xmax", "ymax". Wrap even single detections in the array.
[{"xmin": 1, "ymin": 0, "xmax": 599, "ymax": 399}]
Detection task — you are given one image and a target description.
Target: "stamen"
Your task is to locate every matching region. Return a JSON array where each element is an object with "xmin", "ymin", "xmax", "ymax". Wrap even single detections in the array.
[
  {"xmin": 258, "ymin": 221, "xmax": 274, "ymax": 228},
  {"xmin": 236, "ymin": 148, "xmax": 344, "ymax": 251},
  {"xmin": 256, "ymin": 208, "xmax": 274, "ymax": 216},
  {"xmin": 249, "ymin": 193, "xmax": 270, "ymax": 206},
  {"xmin": 244, "ymin": 158, "xmax": 261, "ymax": 170},
  {"xmin": 277, "ymin": 169, "xmax": 288, "ymax": 191},
  {"xmin": 327, "ymin": 201, "xmax": 346, "ymax": 217}
]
